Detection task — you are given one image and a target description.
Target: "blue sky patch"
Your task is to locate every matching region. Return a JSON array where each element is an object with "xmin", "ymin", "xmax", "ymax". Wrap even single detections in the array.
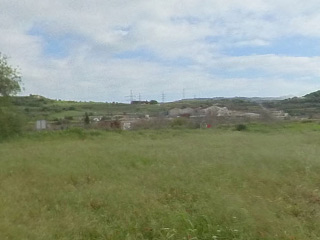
[
  {"xmin": 224, "ymin": 36, "xmax": 320, "ymax": 57},
  {"xmin": 27, "ymin": 24, "xmax": 81, "ymax": 58}
]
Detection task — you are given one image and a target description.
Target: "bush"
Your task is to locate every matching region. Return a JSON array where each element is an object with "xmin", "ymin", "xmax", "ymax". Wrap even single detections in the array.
[
  {"xmin": 132, "ymin": 118, "xmax": 170, "ymax": 129},
  {"xmin": 170, "ymin": 118, "xmax": 187, "ymax": 128},
  {"xmin": 0, "ymin": 108, "xmax": 23, "ymax": 139},
  {"xmin": 149, "ymin": 100, "xmax": 158, "ymax": 104},
  {"xmin": 235, "ymin": 124, "xmax": 247, "ymax": 131},
  {"xmin": 170, "ymin": 117, "xmax": 198, "ymax": 129},
  {"xmin": 65, "ymin": 128, "xmax": 86, "ymax": 138}
]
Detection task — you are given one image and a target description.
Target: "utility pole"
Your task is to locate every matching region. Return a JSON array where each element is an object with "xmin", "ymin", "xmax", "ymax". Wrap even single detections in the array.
[
  {"xmin": 161, "ymin": 92, "xmax": 165, "ymax": 103},
  {"xmin": 130, "ymin": 90, "xmax": 134, "ymax": 102},
  {"xmin": 125, "ymin": 90, "xmax": 135, "ymax": 103},
  {"xmin": 182, "ymin": 88, "xmax": 186, "ymax": 99},
  {"xmin": 138, "ymin": 93, "xmax": 141, "ymax": 102}
]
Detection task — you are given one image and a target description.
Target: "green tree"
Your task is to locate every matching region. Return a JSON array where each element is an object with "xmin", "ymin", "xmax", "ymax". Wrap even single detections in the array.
[
  {"xmin": 0, "ymin": 53, "xmax": 23, "ymax": 139},
  {"xmin": 149, "ymin": 100, "xmax": 158, "ymax": 104},
  {"xmin": 84, "ymin": 112, "xmax": 90, "ymax": 125},
  {"xmin": 0, "ymin": 53, "xmax": 22, "ymax": 96}
]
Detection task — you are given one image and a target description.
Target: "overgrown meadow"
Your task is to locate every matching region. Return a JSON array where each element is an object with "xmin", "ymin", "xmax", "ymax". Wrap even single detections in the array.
[{"xmin": 1, "ymin": 123, "xmax": 320, "ymax": 239}]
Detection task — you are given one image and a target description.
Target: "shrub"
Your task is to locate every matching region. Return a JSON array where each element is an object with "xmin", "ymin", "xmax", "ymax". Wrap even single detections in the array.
[
  {"xmin": 84, "ymin": 112, "xmax": 90, "ymax": 125},
  {"xmin": 170, "ymin": 117, "xmax": 199, "ymax": 129},
  {"xmin": 235, "ymin": 124, "xmax": 247, "ymax": 131},
  {"xmin": 0, "ymin": 108, "xmax": 23, "ymax": 139},
  {"xmin": 149, "ymin": 100, "xmax": 158, "ymax": 104},
  {"xmin": 132, "ymin": 118, "xmax": 170, "ymax": 129},
  {"xmin": 65, "ymin": 128, "xmax": 86, "ymax": 138},
  {"xmin": 110, "ymin": 120, "xmax": 121, "ymax": 129},
  {"xmin": 170, "ymin": 118, "xmax": 187, "ymax": 128}
]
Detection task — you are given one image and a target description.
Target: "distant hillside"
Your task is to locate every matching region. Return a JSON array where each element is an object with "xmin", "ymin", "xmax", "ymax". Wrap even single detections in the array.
[
  {"xmin": 10, "ymin": 95, "xmax": 264, "ymax": 123},
  {"xmin": 304, "ymin": 90, "xmax": 320, "ymax": 99},
  {"xmin": 8, "ymin": 89, "xmax": 320, "ymax": 122},
  {"xmin": 262, "ymin": 90, "xmax": 320, "ymax": 118}
]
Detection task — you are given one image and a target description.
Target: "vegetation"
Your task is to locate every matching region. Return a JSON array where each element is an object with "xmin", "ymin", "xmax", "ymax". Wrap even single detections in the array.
[
  {"xmin": 0, "ymin": 98, "xmax": 24, "ymax": 140},
  {"xmin": 262, "ymin": 90, "xmax": 320, "ymax": 118},
  {"xmin": 1, "ymin": 122, "xmax": 320, "ymax": 239},
  {"xmin": 84, "ymin": 112, "xmax": 90, "ymax": 125},
  {"xmin": 10, "ymin": 96, "xmax": 167, "ymax": 122},
  {"xmin": 8, "ymin": 89, "xmax": 320, "ymax": 127},
  {"xmin": 235, "ymin": 124, "xmax": 247, "ymax": 131},
  {"xmin": 1, "ymin": 62, "xmax": 320, "ymax": 238},
  {"xmin": 0, "ymin": 53, "xmax": 21, "ymax": 96},
  {"xmin": 0, "ymin": 53, "xmax": 23, "ymax": 139},
  {"xmin": 304, "ymin": 90, "xmax": 320, "ymax": 100}
]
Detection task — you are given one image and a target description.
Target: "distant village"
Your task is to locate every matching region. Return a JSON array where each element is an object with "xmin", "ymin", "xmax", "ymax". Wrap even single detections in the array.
[{"xmin": 35, "ymin": 103, "xmax": 289, "ymax": 131}]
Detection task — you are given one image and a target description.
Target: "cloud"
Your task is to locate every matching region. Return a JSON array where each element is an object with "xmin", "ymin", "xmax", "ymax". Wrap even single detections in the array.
[
  {"xmin": 1, "ymin": 0, "xmax": 320, "ymax": 101},
  {"xmin": 208, "ymin": 55, "xmax": 320, "ymax": 76}
]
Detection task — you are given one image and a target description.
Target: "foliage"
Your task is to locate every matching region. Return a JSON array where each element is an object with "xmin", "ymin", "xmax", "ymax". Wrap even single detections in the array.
[
  {"xmin": 304, "ymin": 90, "xmax": 320, "ymax": 99},
  {"xmin": 235, "ymin": 123, "xmax": 247, "ymax": 131},
  {"xmin": 84, "ymin": 112, "xmax": 90, "ymax": 125},
  {"xmin": 132, "ymin": 118, "xmax": 170, "ymax": 129},
  {"xmin": 149, "ymin": 100, "xmax": 158, "ymax": 104},
  {"xmin": 64, "ymin": 116, "xmax": 74, "ymax": 120},
  {"xmin": 0, "ymin": 53, "xmax": 22, "ymax": 96},
  {"xmin": 110, "ymin": 119, "xmax": 121, "ymax": 129},
  {"xmin": 7, "ymin": 89, "xmax": 320, "ymax": 126},
  {"xmin": 0, "ymin": 54, "xmax": 23, "ymax": 139},
  {"xmin": 170, "ymin": 117, "xmax": 190, "ymax": 128},
  {"xmin": 1, "ymin": 128, "xmax": 320, "ymax": 239},
  {"xmin": 0, "ymin": 98, "xmax": 24, "ymax": 140}
]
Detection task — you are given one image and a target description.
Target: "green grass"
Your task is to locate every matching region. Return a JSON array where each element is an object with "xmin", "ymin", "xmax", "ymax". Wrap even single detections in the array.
[{"xmin": 1, "ymin": 126, "xmax": 320, "ymax": 239}]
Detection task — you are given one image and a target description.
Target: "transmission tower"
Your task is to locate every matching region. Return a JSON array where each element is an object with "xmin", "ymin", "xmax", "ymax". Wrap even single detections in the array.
[
  {"xmin": 125, "ymin": 90, "xmax": 135, "ymax": 103},
  {"xmin": 161, "ymin": 92, "xmax": 165, "ymax": 103},
  {"xmin": 130, "ymin": 90, "xmax": 134, "ymax": 102}
]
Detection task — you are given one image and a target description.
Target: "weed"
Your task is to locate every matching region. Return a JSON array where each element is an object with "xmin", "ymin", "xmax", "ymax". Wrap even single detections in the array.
[{"xmin": 1, "ymin": 127, "xmax": 320, "ymax": 239}]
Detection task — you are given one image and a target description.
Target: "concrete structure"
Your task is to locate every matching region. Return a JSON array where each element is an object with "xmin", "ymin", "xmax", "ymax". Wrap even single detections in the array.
[
  {"xmin": 121, "ymin": 122, "xmax": 132, "ymax": 130},
  {"xmin": 204, "ymin": 106, "xmax": 231, "ymax": 117},
  {"xmin": 36, "ymin": 120, "xmax": 47, "ymax": 130}
]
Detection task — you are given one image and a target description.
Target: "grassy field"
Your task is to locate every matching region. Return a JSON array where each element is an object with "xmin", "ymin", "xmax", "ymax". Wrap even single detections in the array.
[{"xmin": 1, "ymin": 124, "xmax": 320, "ymax": 239}]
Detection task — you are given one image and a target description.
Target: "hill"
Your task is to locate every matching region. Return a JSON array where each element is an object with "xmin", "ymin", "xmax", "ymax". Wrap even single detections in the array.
[
  {"xmin": 7, "ymin": 90, "xmax": 320, "ymax": 129},
  {"xmin": 10, "ymin": 95, "xmax": 265, "ymax": 122},
  {"xmin": 262, "ymin": 90, "xmax": 320, "ymax": 118},
  {"xmin": 304, "ymin": 90, "xmax": 320, "ymax": 99}
]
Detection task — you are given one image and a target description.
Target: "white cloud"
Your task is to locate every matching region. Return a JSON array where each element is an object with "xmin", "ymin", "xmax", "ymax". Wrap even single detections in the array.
[
  {"xmin": 1, "ymin": 0, "xmax": 320, "ymax": 101},
  {"xmin": 208, "ymin": 55, "xmax": 320, "ymax": 76}
]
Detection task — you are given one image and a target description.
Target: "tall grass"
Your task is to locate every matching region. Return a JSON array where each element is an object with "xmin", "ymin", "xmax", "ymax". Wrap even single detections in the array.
[{"xmin": 1, "ymin": 125, "xmax": 320, "ymax": 239}]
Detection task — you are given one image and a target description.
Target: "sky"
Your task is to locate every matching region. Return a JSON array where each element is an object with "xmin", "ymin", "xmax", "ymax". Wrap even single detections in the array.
[{"xmin": 1, "ymin": 0, "xmax": 320, "ymax": 102}]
